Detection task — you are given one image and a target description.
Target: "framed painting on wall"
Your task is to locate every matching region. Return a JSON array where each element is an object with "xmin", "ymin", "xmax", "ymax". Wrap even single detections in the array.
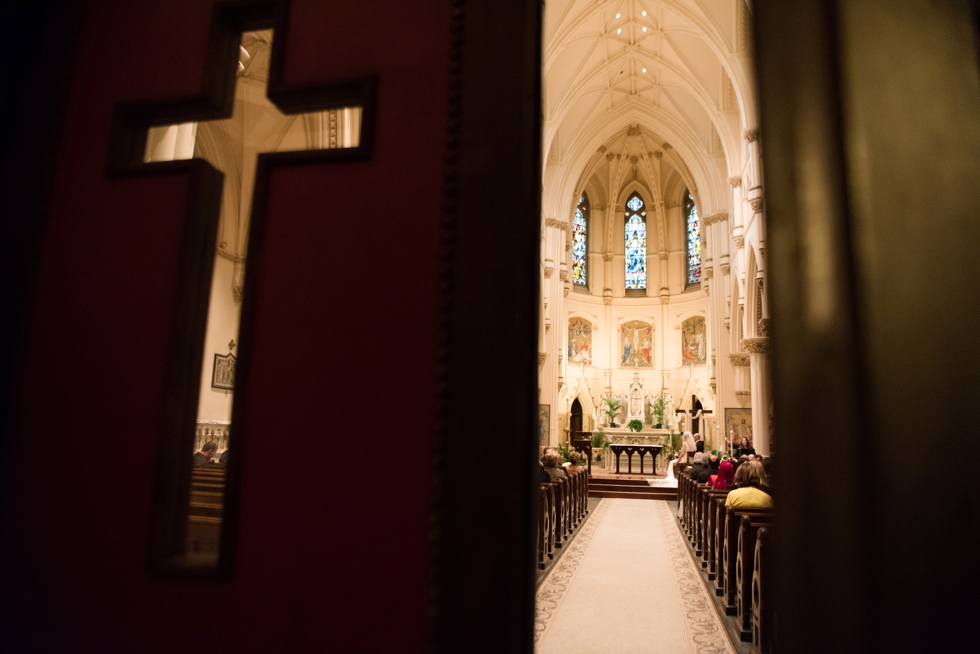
[
  {"xmin": 725, "ymin": 407, "xmax": 752, "ymax": 445},
  {"xmin": 681, "ymin": 316, "xmax": 706, "ymax": 364},
  {"xmin": 211, "ymin": 353, "xmax": 237, "ymax": 391},
  {"xmin": 620, "ymin": 320, "xmax": 653, "ymax": 367},
  {"xmin": 567, "ymin": 317, "xmax": 593, "ymax": 364},
  {"xmin": 538, "ymin": 404, "xmax": 551, "ymax": 444}
]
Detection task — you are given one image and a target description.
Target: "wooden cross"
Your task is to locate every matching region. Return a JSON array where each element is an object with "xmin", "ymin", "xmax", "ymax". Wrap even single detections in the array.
[{"xmin": 105, "ymin": 0, "xmax": 376, "ymax": 574}]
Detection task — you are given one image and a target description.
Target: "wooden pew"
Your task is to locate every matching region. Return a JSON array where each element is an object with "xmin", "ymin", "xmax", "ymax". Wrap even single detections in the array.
[
  {"xmin": 568, "ymin": 469, "xmax": 580, "ymax": 528},
  {"xmin": 537, "ymin": 468, "xmax": 595, "ymax": 569},
  {"xmin": 722, "ymin": 506, "xmax": 774, "ymax": 617},
  {"xmin": 537, "ymin": 485, "xmax": 554, "ymax": 569},
  {"xmin": 550, "ymin": 477, "xmax": 568, "ymax": 547},
  {"xmin": 752, "ymin": 526, "xmax": 775, "ymax": 654},
  {"xmin": 704, "ymin": 489, "xmax": 730, "ymax": 577},
  {"xmin": 711, "ymin": 493, "xmax": 731, "ymax": 590},
  {"xmin": 187, "ymin": 467, "xmax": 226, "ymax": 557},
  {"xmin": 736, "ymin": 512, "xmax": 776, "ymax": 641}
]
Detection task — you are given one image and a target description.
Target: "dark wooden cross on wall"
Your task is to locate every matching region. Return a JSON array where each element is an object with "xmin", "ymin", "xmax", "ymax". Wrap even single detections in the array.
[
  {"xmin": 105, "ymin": 0, "xmax": 376, "ymax": 575},
  {"xmin": 676, "ymin": 394, "xmax": 712, "ymax": 436}
]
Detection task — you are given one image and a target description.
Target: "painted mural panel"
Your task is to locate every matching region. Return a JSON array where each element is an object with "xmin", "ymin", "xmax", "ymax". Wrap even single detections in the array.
[
  {"xmin": 725, "ymin": 407, "xmax": 753, "ymax": 447},
  {"xmin": 538, "ymin": 404, "xmax": 550, "ymax": 444},
  {"xmin": 620, "ymin": 320, "xmax": 653, "ymax": 367},
  {"xmin": 567, "ymin": 317, "xmax": 593, "ymax": 364},
  {"xmin": 681, "ymin": 316, "xmax": 707, "ymax": 364}
]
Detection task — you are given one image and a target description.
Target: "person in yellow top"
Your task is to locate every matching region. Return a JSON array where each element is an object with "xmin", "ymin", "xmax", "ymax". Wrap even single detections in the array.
[{"xmin": 725, "ymin": 460, "xmax": 773, "ymax": 508}]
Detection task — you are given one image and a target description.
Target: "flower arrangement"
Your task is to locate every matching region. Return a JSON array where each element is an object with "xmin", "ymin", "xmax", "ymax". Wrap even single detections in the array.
[
  {"xmin": 628, "ymin": 419, "xmax": 644, "ymax": 432},
  {"xmin": 556, "ymin": 442, "xmax": 586, "ymax": 467}
]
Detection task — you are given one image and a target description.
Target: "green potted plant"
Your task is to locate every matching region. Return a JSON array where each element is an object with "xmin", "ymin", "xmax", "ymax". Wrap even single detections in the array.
[
  {"xmin": 591, "ymin": 430, "xmax": 609, "ymax": 463},
  {"xmin": 603, "ymin": 397, "xmax": 623, "ymax": 428},
  {"xmin": 627, "ymin": 419, "xmax": 643, "ymax": 432},
  {"xmin": 652, "ymin": 396, "xmax": 666, "ymax": 428}
]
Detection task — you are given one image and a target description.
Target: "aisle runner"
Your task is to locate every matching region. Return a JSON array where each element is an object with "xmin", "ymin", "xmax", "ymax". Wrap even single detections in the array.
[{"xmin": 535, "ymin": 499, "xmax": 734, "ymax": 654}]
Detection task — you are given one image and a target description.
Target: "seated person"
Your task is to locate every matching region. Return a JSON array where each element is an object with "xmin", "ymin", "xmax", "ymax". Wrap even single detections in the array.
[
  {"xmin": 688, "ymin": 452, "xmax": 706, "ymax": 480},
  {"xmin": 735, "ymin": 436, "xmax": 756, "ymax": 458},
  {"xmin": 696, "ymin": 453, "xmax": 719, "ymax": 484},
  {"xmin": 710, "ymin": 460, "xmax": 735, "ymax": 490},
  {"xmin": 725, "ymin": 460, "xmax": 774, "ymax": 507},
  {"xmin": 539, "ymin": 460, "xmax": 550, "ymax": 483},
  {"xmin": 748, "ymin": 459, "xmax": 771, "ymax": 493},
  {"xmin": 671, "ymin": 431, "xmax": 697, "ymax": 470},
  {"xmin": 193, "ymin": 442, "xmax": 217, "ymax": 467},
  {"xmin": 542, "ymin": 451, "xmax": 569, "ymax": 481}
]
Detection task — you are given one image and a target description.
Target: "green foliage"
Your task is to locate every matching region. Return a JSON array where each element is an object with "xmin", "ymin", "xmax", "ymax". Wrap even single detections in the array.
[
  {"xmin": 556, "ymin": 442, "xmax": 585, "ymax": 466},
  {"xmin": 628, "ymin": 419, "xmax": 644, "ymax": 432},
  {"xmin": 591, "ymin": 430, "xmax": 610, "ymax": 449},
  {"xmin": 670, "ymin": 431, "xmax": 680, "ymax": 457},
  {"xmin": 603, "ymin": 397, "xmax": 623, "ymax": 424},
  {"xmin": 652, "ymin": 396, "xmax": 667, "ymax": 424}
]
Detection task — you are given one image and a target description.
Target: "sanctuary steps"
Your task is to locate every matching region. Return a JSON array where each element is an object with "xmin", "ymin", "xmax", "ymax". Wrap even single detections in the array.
[{"xmin": 588, "ymin": 476, "xmax": 677, "ymax": 501}]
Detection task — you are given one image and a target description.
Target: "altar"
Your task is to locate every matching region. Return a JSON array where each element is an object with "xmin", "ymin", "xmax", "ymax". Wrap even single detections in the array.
[{"xmin": 600, "ymin": 427, "xmax": 671, "ymax": 475}]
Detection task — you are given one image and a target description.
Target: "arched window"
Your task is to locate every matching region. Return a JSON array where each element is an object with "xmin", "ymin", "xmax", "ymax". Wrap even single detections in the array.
[
  {"xmin": 572, "ymin": 193, "xmax": 588, "ymax": 287},
  {"xmin": 684, "ymin": 190, "xmax": 701, "ymax": 286},
  {"xmin": 624, "ymin": 192, "xmax": 647, "ymax": 291}
]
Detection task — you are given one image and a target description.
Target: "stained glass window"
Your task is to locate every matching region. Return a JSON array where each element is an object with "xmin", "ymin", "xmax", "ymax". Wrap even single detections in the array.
[
  {"xmin": 572, "ymin": 194, "xmax": 588, "ymax": 286},
  {"xmin": 685, "ymin": 190, "xmax": 701, "ymax": 286},
  {"xmin": 624, "ymin": 192, "xmax": 647, "ymax": 290}
]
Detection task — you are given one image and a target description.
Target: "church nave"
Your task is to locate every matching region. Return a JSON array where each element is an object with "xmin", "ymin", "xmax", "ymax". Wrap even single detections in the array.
[{"xmin": 536, "ymin": 498, "xmax": 736, "ymax": 654}]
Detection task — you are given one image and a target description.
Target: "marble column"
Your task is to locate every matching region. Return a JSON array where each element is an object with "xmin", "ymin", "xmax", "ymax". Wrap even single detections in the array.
[{"xmin": 742, "ymin": 337, "xmax": 771, "ymax": 456}]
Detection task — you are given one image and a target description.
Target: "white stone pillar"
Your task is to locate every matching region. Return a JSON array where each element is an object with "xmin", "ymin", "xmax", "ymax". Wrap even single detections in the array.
[
  {"xmin": 602, "ymin": 251, "xmax": 613, "ymax": 305},
  {"xmin": 702, "ymin": 211, "xmax": 728, "ymax": 404},
  {"xmin": 743, "ymin": 337, "xmax": 771, "ymax": 456},
  {"xmin": 743, "ymin": 129, "xmax": 764, "ymax": 244},
  {"xmin": 729, "ymin": 176, "xmax": 744, "ymax": 230}
]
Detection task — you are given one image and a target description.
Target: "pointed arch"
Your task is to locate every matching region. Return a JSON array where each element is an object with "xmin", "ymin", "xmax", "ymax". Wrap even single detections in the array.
[
  {"xmin": 572, "ymin": 192, "xmax": 589, "ymax": 288},
  {"xmin": 624, "ymin": 191, "xmax": 648, "ymax": 292},
  {"xmin": 684, "ymin": 189, "xmax": 701, "ymax": 287}
]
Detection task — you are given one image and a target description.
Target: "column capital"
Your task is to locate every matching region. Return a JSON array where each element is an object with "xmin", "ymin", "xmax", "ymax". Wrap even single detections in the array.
[
  {"xmin": 729, "ymin": 352, "xmax": 751, "ymax": 367},
  {"xmin": 741, "ymin": 337, "xmax": 770, "ymax": 354}
]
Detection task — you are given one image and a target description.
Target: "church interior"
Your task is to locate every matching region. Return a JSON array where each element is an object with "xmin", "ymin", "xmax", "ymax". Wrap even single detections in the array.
[{"xmin": 1, "ymin": 0, "xmax": 979, "ymax": 652}]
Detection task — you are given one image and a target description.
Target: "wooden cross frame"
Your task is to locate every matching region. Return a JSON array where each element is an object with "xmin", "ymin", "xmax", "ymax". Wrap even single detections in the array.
[{"xmin": 106, "ymin": 0, "xmax": 376, "ymax": 577}]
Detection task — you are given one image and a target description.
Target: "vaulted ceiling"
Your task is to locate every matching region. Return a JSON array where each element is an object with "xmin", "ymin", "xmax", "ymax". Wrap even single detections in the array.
[{"xmin": 543, "ymin": 0, "xmax": 755, "ymax": 217}]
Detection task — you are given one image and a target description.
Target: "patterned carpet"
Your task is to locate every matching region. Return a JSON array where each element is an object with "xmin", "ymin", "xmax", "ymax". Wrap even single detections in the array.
[{"xmin": 535, "ymin": 499, "xmax": 735, "ymax": 654}]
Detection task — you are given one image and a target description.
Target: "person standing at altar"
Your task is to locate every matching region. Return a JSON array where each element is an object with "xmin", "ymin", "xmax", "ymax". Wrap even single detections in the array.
[
  {"xmin": 695, "ymin": 433, "xmax": 705, "ymax": 454},
  {"xmin": 735, "ymin": 436, "xmax": 755, "ymax": 458}
]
